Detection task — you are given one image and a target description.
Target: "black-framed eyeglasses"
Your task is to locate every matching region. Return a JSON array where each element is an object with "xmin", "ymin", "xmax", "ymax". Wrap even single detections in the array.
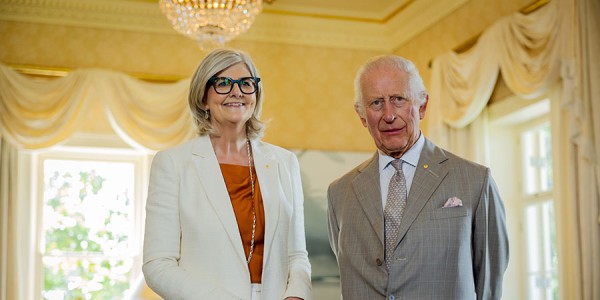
[{"xmin": 208, "ymin": 76, "xmax": 261, "ymax": 95}]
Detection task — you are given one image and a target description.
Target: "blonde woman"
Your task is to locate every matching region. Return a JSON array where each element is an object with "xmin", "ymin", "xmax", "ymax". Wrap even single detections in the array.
[{"xmin": 143, "ymin": 48, "xmax": 312, "ymax": 300}]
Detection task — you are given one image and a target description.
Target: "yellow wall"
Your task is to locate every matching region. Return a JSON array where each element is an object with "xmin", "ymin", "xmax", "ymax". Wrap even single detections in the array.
[{"xmin": 0, "ymin": 0, "xmax": 532, "ymax": 151}]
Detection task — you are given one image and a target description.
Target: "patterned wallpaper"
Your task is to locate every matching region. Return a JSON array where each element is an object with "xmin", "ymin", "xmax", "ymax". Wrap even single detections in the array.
[{"xmin": 0, "ymin": 0, "xmax": 531, "ymax": 151}]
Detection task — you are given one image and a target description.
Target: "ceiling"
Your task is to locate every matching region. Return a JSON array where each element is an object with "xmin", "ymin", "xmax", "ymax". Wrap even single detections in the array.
[
  {"xmin": 0, "ymin": 0, "xmax": 469, "ymax": 51},
  {"xmin": 248, "ymin": 0, "xmax": 416, "ymax": 21}
]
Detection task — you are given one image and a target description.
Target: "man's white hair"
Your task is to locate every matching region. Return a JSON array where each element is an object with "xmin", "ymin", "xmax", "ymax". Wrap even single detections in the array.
[{"xmin": 354, "ymin": 55, "xmax": 427, "ymax": 117}]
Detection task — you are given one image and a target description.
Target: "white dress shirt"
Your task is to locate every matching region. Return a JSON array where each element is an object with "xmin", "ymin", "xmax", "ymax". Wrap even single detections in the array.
[{"xmin": 378, "ymin": 133, "xmax": 425, "ymax": 209}]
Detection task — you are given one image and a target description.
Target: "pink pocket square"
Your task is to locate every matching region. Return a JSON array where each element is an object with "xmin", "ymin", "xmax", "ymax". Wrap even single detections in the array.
[{"xmin": 443, "ymin": 197, "xmax": 463, "ymax": 208}]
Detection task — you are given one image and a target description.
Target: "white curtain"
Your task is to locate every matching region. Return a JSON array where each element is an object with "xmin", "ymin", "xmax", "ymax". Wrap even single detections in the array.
[
  {"xmin": 556, "ymin": 0, "xmax": 600, "ymax": 298},
  {"xmin": 429, "ymin": 0, "xmax": 562, "ymax": 148},
  {"xmin": 0, "ymin": 137, "xmax": 18, "ymax": 300},
  {"xmin": 428, "ymin": 0, "xmax": 600, "ymax": 298}
]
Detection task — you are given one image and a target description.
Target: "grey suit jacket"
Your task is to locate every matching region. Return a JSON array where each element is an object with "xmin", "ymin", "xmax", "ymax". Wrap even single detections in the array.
[{"xmin": 327, "ymin": 138, "xmax": 508, "ymax": 300}]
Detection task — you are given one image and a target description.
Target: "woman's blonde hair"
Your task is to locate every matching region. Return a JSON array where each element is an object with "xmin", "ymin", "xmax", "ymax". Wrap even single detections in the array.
[{"xmin": 189, "ymin": 48, "xmax": 265, "ymax": 139}]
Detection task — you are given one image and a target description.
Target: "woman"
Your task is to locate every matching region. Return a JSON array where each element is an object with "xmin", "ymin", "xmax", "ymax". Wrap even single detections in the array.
[{"xmin": 142, "ymin": 48, "xmax": 312, "ymax": 300}]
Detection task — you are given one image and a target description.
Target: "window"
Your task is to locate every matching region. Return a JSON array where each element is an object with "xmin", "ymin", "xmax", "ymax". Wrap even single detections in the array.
[
  {"xmin": 489, "ymin": 96, "xmax": 558, "ymax": 299},
  {"xmin": 37, "ymin": 146, "xmax": 149, "ymax": 300},
  {"xmin": 520, "ymin": 122, "xmax": 558, "ymax": 300},
  {"xmin": 521, "ymin": 123, "xmax": 553, "ymax": 194}
]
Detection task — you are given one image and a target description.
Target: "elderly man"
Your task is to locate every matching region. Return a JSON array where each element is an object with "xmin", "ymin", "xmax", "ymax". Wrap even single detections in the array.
[{"xmin": 327, "ymin": 55, "xmax": 509, "ymax": 300}]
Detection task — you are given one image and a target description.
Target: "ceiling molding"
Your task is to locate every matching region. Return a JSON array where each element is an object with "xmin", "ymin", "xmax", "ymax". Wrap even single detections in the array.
[
  {"xmin": 386, "ymin": 0, "xmax": 468, "ymax": 48},
  {"xmin": 0, "ymin": 0, "xmax": 171, "ymax": 33},
  {"xmin": 262, "ymin": 0, "xmax": 415, "ymax": 23},
  {"xmin": 0, "ymin": 0, "xmax": 468, "ymax": 52},
  {"xmin": 246, "ymin": 13, "xmax": 388, "ymax": 51}
]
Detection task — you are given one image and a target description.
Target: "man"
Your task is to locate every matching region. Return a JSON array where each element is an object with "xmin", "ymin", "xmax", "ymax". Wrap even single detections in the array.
[{"xmin": 327, "ymin": 55, "xmax": 508, "ymax": 300}]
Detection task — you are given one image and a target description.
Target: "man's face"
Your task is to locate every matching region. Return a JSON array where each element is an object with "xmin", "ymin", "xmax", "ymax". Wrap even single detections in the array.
[{"xmin": 358, "ymin": 66, "xmax": 427, "ymax": 158}]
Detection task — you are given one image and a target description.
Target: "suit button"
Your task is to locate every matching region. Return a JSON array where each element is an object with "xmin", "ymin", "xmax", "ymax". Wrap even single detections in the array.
[{"xmin": 376, "ymin": 258, "xmax": 383, "ymax": 266}]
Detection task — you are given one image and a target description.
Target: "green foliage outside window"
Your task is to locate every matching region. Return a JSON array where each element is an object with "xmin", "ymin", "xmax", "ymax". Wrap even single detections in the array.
[{"xmin": 42, "ymin": 160, "xmax": 134, "ymax": 300}]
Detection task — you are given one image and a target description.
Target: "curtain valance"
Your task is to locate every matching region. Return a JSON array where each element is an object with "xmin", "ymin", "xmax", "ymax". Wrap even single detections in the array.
[
  {"xmin": 430, "ymin": 0, "xmax": 562, "ymax": 130},
  {"xmin": 0, "ymin": 65, "xmax": 195, "ymax": 150}
]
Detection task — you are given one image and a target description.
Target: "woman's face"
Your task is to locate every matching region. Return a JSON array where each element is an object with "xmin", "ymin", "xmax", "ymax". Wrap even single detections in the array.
[{"xmin": 204, "ymin": 62, "xmax": 257, "ymax": 132}]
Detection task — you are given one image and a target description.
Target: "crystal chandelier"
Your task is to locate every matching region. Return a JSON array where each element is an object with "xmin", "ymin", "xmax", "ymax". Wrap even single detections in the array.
[{"xmin": 159, "ymin": 0, "xmax": 267, "ymax": 49}]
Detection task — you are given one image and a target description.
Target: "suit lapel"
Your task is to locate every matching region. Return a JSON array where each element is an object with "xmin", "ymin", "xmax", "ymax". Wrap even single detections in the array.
[
  {"xmin": 191, "ymin": 136, "xmax": 247, "ymax": 265},
  {"xmin": 250, "ymin": 139, "xmax": 280, "ymax": 268},
  {"xmin": 395, "ymin": 139, "xmax": 449, "ymax": 244},
  {"xmin": 352, "ymin": 153, "xmax": 385, "ymax": 244}
]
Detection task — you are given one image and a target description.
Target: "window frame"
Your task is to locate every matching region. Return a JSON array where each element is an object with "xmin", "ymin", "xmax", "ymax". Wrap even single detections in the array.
[
  {"xmin": 489, "ymin": 93, "xmax": 559, "ymax": 299},
  {"xmin": 34, "ymin": 144, "xmax": 151, "ymax": 299},
  {"xmin": 516, "ymin": 117, "xmax": 557, "ymax": 300}
]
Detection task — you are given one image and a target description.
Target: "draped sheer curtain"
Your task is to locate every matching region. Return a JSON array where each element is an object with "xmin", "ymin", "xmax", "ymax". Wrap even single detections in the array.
[
  {"xmin": 0, "ymin": 67, "xmax": 195, "ymax": 150},
  {"xmin": 428, "ymin": 0, "xmax": 599, "ymax": 298},
  {"xmin": 0, "ymin": 137, "xmax": 21, "ymax": 300},
  {"xmin": 0, "ymin": 66, "xmax": 195, "ymax": 300}
]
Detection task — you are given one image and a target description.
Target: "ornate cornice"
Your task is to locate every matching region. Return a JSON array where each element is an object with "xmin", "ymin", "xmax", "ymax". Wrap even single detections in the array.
[
  {"xmin": 0, "ymin": 0, "xmax": 170, "ymax": 32},
  {"xmin": 0, "ymin": 0, "xmax": 468, "ymax": 52}
]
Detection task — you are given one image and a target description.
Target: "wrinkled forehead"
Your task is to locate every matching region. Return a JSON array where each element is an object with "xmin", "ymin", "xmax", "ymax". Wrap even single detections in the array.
[{"xmin": 361, "ymin": 67, "xmax": 410, "ymax": 97}]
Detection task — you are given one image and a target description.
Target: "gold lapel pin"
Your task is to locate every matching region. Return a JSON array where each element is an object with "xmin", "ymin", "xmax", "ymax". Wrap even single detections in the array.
[
  {"xmin": 266, "ymin": 164, "xmax": 269, "ymax": 169},
  {"xmin": 423, "ymin": 164, "xmax": 429, "ymax": 169}
]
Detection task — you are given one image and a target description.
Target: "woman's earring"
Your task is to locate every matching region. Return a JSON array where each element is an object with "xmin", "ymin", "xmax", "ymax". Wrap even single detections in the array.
[{"xmin": 203, "ymin": 109, "xmax": 210, "ymax": 120}]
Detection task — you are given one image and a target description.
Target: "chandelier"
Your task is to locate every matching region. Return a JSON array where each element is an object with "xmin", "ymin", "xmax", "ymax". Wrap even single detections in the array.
[{"xmin": 159, "ymin": 0, "xmax": 271, "ymax": 49}]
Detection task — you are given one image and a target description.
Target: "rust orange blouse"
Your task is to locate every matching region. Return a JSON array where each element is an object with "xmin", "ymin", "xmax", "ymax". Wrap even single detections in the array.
[{"xmin": 219, "ymin": 163, "xmax": 265, "ymax": 283}]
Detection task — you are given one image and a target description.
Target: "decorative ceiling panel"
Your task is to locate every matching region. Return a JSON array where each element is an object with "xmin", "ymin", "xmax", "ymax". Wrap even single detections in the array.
[{"xmin": 0, "ymin": 0, "xmax": 470, "ymax": 51}]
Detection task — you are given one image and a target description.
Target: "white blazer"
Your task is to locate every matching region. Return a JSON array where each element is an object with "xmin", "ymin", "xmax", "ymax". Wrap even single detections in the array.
[{"xmin": 143, "ymin": 136, "xmax": 312, "ymax": 300}]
